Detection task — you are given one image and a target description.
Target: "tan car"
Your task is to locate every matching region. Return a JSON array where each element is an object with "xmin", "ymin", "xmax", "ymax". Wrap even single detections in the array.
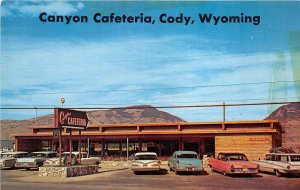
[
  {"xmin": 0, "ymin": 151, "xmax": 28, "ymax": 169},
  {"xmin": 45, "ymin": 152, "xmax": 101, "ymax": 166},
  {"xmin": 62, "ymin": 152, "xmax": 101, "ymax": 165}
]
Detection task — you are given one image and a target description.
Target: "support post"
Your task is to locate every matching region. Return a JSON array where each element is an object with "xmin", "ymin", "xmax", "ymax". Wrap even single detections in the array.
[
  {"xmin": 87, "ymin": 137, "xmax": 90, "ymax": 157},
  {"xmin": 119, "ymin": 140, "xmax": 123, "ymax": 157},
  {"xmin": 69, "ymin": 129, "xmax": 72, "ymax": 165},
  {"xmin": 138, "ymin": 139, "xmax": 142, "ymax": 152},
  {"xmin": 158, "ymin": 141, "xmax": 162, "ymax": 157},
  {"xmin": 127, "ymin": 137, "xmax": 129, "ymax": 161},
  {"xmin": 101, "ymin": 139, "xmax": 105, "ymax": 158},
  {"xmin": 223, "ymin": 102, "xmax": 226, "ymax": 121}
]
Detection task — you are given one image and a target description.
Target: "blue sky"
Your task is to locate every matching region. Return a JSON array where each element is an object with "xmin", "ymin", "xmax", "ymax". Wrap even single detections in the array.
[{"xmin": 1, "ymin": 1, "xmax": 300, "ymax": 121}]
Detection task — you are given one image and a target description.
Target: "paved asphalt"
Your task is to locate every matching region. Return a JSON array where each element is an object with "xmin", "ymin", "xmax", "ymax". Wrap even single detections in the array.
[{"xmin": 1, "ymin": 167, "xmax": 299, "ymax": 190}]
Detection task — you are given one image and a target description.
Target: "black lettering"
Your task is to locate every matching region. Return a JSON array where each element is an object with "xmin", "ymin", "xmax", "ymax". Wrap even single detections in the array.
[
  {"xmin": 198, "ymin": 13, "xmax": 213, "ymax": 23},
  {"xmin": 39, "ymin": 12, "xmax": 47, "ymax": 22},
  {"xmin": 93, "ymin": 13, "xmax": 101, "ymax": 23},
  {"xmin": 160, "ymin": 14, "xmax": 167, "ymax": 23}
]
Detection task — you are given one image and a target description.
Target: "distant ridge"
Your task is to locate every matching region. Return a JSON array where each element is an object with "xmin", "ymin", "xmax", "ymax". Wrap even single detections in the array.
[
  {"xmin": 0, "ymin": 105, "xmax": 186, "ymax": 142},
  {"xmin": 265, "ymin": 103, "xmax": 300, "ymax": 152}
]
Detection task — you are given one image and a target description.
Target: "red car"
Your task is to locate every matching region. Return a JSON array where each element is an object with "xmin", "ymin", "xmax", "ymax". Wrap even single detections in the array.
[{"xmin": 209, "ymin": 153, "xmax": 259, "ymax": 176}]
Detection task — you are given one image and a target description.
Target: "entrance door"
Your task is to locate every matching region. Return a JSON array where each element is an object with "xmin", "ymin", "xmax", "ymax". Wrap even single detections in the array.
[{"xmin": 184, "ymin": 142, "xmax": 199, "ymax": 153}]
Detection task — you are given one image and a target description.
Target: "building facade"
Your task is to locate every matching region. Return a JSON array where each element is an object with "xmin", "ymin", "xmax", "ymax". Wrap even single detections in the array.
[{"xmin": 13, "ymin": 120, "xmax": 282, "ymax": 161}]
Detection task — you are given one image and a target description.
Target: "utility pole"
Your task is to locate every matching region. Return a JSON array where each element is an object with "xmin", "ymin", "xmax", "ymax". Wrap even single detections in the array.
[{"xmin": 223, "ymin": 102, "xmax": 226, "ymax": 121}]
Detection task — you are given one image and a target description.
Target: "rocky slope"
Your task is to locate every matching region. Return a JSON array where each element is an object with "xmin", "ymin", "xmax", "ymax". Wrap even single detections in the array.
[
  {"xmin": 265, "ymin": 103, "xmax": 300, "ymax": 152},
  {"xmin": 0, "ymin": 105, "xmax": 185, "ymax": 141}
]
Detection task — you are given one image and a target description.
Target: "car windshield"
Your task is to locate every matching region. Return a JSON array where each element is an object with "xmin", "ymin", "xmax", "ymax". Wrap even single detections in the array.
[
  {"xmin": 2, "ymin": 153, "xmax": 28, "ymax": 158},
  {"xmin": 30, "ymin": 153, "xmax": 46, "ymax": 158},
  {"xmin": 226, "ymin": 154, "xmax": 248, "ymax": 161},
  {"xmin": 62, "ymin": 153, "xmax": 87, "ymax": 158},
  {"xmin": 135, "ymin": 155, "xmax": 157, "ymax": 160},
  {"xmin": 290, "ymin": 155, "xmax": 300, "ymax": 162},
  {"xmin": 1, "ymin": 155, "xmax": 11, "ymax": 159},
  {"xmin": 177, "ymin": 154, "xmax": 197, "ymax": 158},
  {"xmin": 62, "ymin": 153, "xmax": 76, "ymax": 158}
]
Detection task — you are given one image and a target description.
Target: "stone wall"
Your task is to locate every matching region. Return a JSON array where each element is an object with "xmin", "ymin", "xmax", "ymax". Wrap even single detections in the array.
[{"xmin": 39, "ymin": 165, "xmax": 98, "ymax": 178}]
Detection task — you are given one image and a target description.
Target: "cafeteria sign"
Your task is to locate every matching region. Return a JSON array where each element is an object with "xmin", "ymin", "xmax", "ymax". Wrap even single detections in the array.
[{"xmin": 54, "ymin": 108, "xmax": 88, "ymax": 130}]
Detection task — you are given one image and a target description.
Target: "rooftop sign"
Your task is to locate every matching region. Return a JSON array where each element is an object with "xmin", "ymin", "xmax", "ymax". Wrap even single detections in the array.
[{"xmin": 54, "ymin": 108, "xmax": 88, "ymax": 130}]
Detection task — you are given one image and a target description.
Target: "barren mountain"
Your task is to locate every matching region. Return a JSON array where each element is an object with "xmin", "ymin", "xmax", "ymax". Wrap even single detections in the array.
[
  {"xmin": 0, "ymin": 105, "xmax": 185, "ymax": 142},
  {"xmin": 265, "ymin": 103, "xmax": 300, "ymax": 152}
]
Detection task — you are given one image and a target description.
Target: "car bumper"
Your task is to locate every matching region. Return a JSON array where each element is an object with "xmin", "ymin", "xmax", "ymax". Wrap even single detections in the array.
[
  {"xmin": 131, "ymin": 167, "xmax": 160, "ymax": 172},
  {"xmin": 175, "ymin": 167, "xmax": 203, "ymax": 172},
  {"xmin": 15, "ymin": 162, "xmax": 38, "ymax": 168},
  {"xmin": 279, "ymin": 169, "xmax": 300, "ymax": 175},
  {"xmin": 229, "ymin": 169, "xmax": 258, "ymax": 174}
]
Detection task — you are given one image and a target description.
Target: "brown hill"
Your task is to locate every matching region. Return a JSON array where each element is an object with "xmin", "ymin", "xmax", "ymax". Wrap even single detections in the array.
[
  {"xmin": 265, "ymin": 103, "xmax": 300, "ymax": 152},
  {"xmin": 0, "ymin": 105, "xmax": 185, "ymax": 141}
]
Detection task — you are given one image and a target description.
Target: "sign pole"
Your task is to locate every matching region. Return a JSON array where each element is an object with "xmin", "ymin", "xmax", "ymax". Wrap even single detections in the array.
[
  {"xmin": 54, "ymin": 107, "xmax": 89, "ymax": 166},
  {"xmin": 54, "ymin": 108, "xmax": 62, "ymax": 166},
  {"xmin": 79, "ymin": 129, "xmax": 81, "ymax": 164},
  {"xmin": 59, "ymin": 127, "xmax": 62, "ymax": 166}
]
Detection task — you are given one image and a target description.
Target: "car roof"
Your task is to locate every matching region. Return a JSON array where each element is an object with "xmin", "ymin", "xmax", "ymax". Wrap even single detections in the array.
[
  {"xmin": 174, "ymin": 151, "xmax": 197, "ymax": 154},
  {"xmin": 266, "ymin": 153, "xmax": 300, "ymax": 156},
  {"xmin": 1, "ymin": 151, "xmax": 28, "ymax": 155},
  {"xmin": 31, "ymin": 151, "xmax": 57, "ymax": 154},
  {"xmin": 219, "ymin": 152, "xmax": 246, "ymax": 155},
  {"xmin": 135, "ymin": 152, "xmax": 157, "ymax": 156},
  {"xmin": 62, "ymin": 151, "xmax": 87, "ymax": 155}
]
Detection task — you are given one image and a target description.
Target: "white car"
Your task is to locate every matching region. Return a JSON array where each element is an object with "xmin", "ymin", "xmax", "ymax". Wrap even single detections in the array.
[
  {"xmin": 254, "ymin": 153, "xmax": 300, "ymax": 177},
  {"xmin": 0, "ymin": 151, "xmax": 28, "ymax": 169},
  {"xmin": 15, "ymin": 151, "xmax": 57, "ymax": 170},
  {"xmin": 130, "ymin": 152, "xmax": 161, "ymax": 174}
]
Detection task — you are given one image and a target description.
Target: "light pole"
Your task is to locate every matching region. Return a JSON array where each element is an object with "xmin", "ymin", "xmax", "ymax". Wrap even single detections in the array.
[
  {"xmin": 58, "ymin": 97, "xmax": 65, "ymax": 166},
  {"xmin": 61, "ymin": 97, "xmax": 65, "ymax": 108}
]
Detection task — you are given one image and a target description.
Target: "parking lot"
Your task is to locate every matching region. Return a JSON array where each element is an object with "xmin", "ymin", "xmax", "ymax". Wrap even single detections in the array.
[{"xmin": 1, "ymin": 166, "xmax": 300, "ymax": 190}]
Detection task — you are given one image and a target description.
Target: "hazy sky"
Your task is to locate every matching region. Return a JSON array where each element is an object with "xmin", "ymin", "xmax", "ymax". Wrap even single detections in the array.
[{"xmin": 1, "ymin": 1, "xmax": 299, "ymax": 121}]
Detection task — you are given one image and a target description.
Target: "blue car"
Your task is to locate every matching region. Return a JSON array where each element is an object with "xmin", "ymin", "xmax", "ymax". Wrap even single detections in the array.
[{"xmin": 168, "ymin": 151, "xmax": 203, "ymax": 175}]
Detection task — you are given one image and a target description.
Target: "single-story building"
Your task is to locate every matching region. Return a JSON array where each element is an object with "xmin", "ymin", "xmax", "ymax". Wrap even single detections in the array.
[{"xmin": 13, "ymin": 120, "xmax": 283, "ymax": 160}]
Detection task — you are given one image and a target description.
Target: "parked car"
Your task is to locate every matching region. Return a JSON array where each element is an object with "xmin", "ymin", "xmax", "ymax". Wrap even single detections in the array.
[
  {"xmin": 44, "ymin": 151, "xmax": 101, "ymax": 166},
  {"xmin": 168, "ymin": 151, "xmax": 203, "ymax": 175},
  {"xmin": 130, "ymin": 152, "xmax": 161, "ymax": 174},
  {"xmin": 254, "ymin": 153, "xmax": 300, "ymax": 177},
  {"xmin": 0, "ymin": 151, "xmax": 28, "ymax": 169},
  {"xmin": 15, "ymin": 151, "xmax": 57, "ymax": 170},
  {"xmin": 61, "ymin": 151, "xmax": 101, "ymax": 166},
  {"xmin": 208, "ymin": 153, "xmax": 259, "ymax": 176}
]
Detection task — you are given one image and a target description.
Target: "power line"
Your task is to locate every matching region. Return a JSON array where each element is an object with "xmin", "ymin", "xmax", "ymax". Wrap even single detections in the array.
[
  {"xmin": 1, "ymin": 101, "xmax": 299, "ymax": 110},
  {"xmin": 3, "ymin": 80, "xmax": 300, "ymax": 96},
  {"xmin": 1, "ymin": 96, "xmax": 299, "ymax": 107}
]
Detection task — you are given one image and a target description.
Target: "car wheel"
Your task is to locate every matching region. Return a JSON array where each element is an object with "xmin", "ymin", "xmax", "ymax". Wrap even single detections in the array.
[
  {"xmin": 275, "ymin": 170, "xmax": 282, "ymax": 177},
  {"xmin": 26, "ymin": 168, "xmax": 30, "ymax": 171},
  {"xmin": 133, "ymin": 171, "xmax": 138, "ymax": 175},
  {"xmin": 175, "ymin": 170, "xmax": 179, "ymax": 175},
  {"xmin": 223, "ymin": 171, "xmax": 227, "ymax": 176}
]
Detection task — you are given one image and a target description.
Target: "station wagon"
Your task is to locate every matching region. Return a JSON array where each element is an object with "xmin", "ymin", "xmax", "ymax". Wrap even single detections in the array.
[{"xmin": 254, "ymin": 153, "xmax": 300, "ymax": 177}]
